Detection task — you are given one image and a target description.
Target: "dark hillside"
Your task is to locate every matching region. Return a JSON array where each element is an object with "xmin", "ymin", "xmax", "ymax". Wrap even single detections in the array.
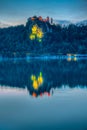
[{"xmin": 0, "ymin": 16, "xmax": 87, "ymax": 57}]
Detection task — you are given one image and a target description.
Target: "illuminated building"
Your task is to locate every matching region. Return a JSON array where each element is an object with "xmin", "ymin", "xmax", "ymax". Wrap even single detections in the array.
[
  {"xmin": 29, "ymin": 24, "xmax": 44, "ymax": 42},
  {"xmin": 28, "ymin": 16, "xmax": 53, "ymax": 24},
  {"xmin": 29, "ymin": 34, "xmax": 35, "ymax": 40},
  {"xmin": 27, "ymin": 16, "xmax": 54, "ymax": 42},
  {"xmin": 32, "ymin": 25, "xmax": 37, "ymax": 34}
]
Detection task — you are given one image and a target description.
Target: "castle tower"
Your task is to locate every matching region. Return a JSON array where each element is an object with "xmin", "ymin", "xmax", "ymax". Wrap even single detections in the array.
[
  {"xmin": 38, "ymin": 16, "xmax": 43, "ymax": 21},
  {"xmin": 51, "ymin": 18, "xmax": 53, "ymax": 24}
]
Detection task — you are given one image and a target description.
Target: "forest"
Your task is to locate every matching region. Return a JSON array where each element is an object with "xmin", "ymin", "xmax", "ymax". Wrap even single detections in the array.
[{"xmin": 0, "ymin": 17, "xmax": 87, "ymax": 57}]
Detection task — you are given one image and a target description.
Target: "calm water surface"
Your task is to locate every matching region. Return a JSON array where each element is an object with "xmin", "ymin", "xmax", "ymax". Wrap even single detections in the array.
[{"xmin": 0, "ymin": 58, "xmax": 87, "ymax": 130}]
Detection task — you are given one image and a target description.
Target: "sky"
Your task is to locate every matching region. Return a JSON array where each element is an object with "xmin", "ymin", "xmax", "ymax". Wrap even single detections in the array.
[{"xmin": 0, "ymin": 0, "xmax": 87, "ymax": 25}]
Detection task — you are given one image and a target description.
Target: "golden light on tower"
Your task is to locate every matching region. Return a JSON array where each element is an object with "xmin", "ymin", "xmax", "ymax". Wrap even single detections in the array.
[
  {"xmin": 29, "ymin": 24, "xmax": 44, "ymax": 42},
  {"xmin": 29, "ymin": 34, "xmax": 35, "ymax": 40},
  {"xmin": 37, "ymin": 29, "xmax": 43, "ymax": 39},
  {"xmin": 32, "ymin": 25, "xmax": 37, "ymax": 34}
]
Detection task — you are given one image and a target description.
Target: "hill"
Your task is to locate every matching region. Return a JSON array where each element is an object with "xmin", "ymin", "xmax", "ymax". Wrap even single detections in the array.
[{"xmin": 0, "ymin": 16, "xmax": 87, "ymax": 57}]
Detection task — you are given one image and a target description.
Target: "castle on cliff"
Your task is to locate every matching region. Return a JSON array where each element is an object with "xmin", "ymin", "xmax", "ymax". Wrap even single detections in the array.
[{"xmin": 28, "ymin": 16, "xmax": 53, "ymax": 25}]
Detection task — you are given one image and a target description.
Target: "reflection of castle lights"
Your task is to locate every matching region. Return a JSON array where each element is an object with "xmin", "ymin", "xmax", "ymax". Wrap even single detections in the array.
[
  {"xmin": 30, "ymin": 72, "xmax": 51, "ymax": 98},
  {"xmin": 67, "ymin": 53, "xmax": 71, "ymax": 62},
  {"xmin": 73, "ymin": 57, "xmax": 77, "ymax": 61},
  {"xmin": 67, "ymin": 57, "xmax": 71, "ymax": 62},
  {"xmin": 67, "ymin": 54, "xmax": 78, "ymax": 62},
  {"xmin": 31, "ymin": 75, "xmax": 36, "ymax": 81},
  {"xmin": 32, "ymin": 92, "xmax": 37, "ymax": 97},
  {"xmin": 29, "ymin": 24, "xmax": 43, "ymax": 42},
  {"xmin": 33, "ymin": 80, "xmax": 38, "ymax": 90},
  {"xmin": 32, "ymin": 92, "xmax": 51, "ymax": 98},
  {"xmin": 31, "ymin": 72, "xmax": 43, "ymax": 90}
]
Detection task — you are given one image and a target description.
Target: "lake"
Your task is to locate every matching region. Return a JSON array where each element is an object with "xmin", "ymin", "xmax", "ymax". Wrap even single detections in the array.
[{"xmin": 0, "ymin": 57, "xmax": 87, "ymax": 130}]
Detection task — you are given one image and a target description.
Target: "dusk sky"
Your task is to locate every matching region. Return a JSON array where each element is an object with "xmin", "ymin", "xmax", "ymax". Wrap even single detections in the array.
[{"xmin": 0, "ymin": 0, "xmax": 87, "ymax": 25}]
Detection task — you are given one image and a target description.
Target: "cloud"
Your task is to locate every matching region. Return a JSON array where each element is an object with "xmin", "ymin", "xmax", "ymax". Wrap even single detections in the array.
[{"xmin": 0, "ymin": 22, "xmax": 10, "ymax": 28}]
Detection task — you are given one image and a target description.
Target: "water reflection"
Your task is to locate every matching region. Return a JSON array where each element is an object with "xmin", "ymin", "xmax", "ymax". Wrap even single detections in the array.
[
  {"xmin": 0, "ymin": 59, "xmax": 87, "ymax": 97},
  {"xmin": 31, "ymin": 72, "xmax": 43, "ymax": 90}
]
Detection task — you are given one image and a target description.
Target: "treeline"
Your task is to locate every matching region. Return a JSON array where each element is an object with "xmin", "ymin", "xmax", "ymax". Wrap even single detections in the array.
[{"xmin": 0, "ymin": 19, "xmax": 87, "ymax": 57}]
